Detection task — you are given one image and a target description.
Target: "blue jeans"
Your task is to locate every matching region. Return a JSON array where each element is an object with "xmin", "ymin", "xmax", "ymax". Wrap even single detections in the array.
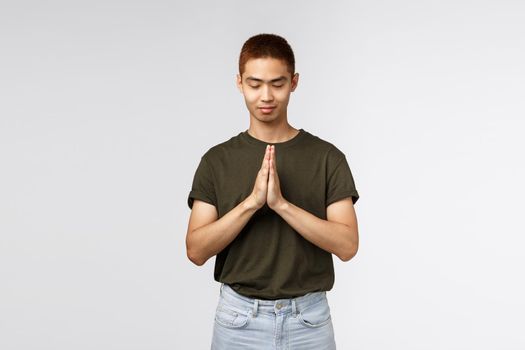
[{"xmin": 211, "ymin": 283, "xmax": 337, "ymax": 350}]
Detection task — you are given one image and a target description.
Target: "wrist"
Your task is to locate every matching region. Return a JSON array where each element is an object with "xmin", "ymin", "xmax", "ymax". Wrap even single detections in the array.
[
  {"xmin": 273, "ymin": 197, "xmax": 289, "ymax": 213},
  {"xmin": 243, "ymin": 194, "xmax": 260, "ymax": 212}
]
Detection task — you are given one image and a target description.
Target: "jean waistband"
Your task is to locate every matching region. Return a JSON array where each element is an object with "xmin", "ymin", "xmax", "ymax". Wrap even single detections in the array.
[{"xmin": 219, "ymin": 283, "xmax": 327, "ymax": 317}]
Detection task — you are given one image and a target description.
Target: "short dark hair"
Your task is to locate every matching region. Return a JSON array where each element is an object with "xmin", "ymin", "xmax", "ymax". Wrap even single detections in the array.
[{"xmin": 238, "ymin": 33, "xmax": 295, "ymax": 78}]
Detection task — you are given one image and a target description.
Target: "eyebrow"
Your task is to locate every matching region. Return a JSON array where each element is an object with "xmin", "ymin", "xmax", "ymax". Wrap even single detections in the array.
[{"xmin": 245, "ymin": 76, "xmax": 287, "ymax": 83}]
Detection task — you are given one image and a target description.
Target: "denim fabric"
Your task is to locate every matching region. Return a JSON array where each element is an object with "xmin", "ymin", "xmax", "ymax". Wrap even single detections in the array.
[{"xmin": 211, "ymin": 283, "xmax": 337, "ymax": 350}]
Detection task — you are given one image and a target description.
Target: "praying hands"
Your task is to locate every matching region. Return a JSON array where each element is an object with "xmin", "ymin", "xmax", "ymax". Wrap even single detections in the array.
[{"xmin": 248, "ymin": 144, "xmax": 286, "ymax": 211}]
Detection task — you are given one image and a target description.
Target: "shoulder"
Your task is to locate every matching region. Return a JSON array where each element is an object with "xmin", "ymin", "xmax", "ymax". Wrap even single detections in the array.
[
  {"xmin": 199, "ymin": 131, "xmax": 245, "ymax": 163},
  {"xmin": 302, "ymin": 130, "xmax": 346, "ymax": 161}
]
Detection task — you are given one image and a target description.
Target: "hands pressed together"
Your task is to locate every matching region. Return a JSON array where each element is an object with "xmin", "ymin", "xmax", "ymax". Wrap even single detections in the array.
[{"xmin": 249, "ymin": 145, "xmax": 287, "ymax": 211}]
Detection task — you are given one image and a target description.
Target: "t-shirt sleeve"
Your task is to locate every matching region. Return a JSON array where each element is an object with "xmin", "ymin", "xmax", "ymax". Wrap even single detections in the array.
[
  {"xmin": 325, "ymin": 147, "xmax": 360, "ymax": 206},
  {"xmin": 187, "ymin": 156, "xmax": 217, "ymax": 209}
]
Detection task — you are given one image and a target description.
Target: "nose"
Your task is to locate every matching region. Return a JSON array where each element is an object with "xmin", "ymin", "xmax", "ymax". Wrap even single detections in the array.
[{"xmin": 261, "ymin": 85, "xmax": 274, "ymax": 102}]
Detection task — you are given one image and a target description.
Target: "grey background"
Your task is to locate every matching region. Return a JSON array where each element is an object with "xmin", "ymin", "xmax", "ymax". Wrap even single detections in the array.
[{"xmin": 1, "ymin": 0, "xmax": 524, "ymax": 349}]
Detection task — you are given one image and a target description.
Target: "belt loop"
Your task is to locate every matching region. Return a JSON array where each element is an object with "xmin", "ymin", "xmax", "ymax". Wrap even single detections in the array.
[
  {"xmin": 220, "ymin": 283, "xmax": 224, "ymax": 295},
  {"xmin": 292, "ymin": 298, "xmax": 297, "ymax": 317},
  {"xmin": 252, "ymin": 299, "xmax": 259, "ymax": 317}
]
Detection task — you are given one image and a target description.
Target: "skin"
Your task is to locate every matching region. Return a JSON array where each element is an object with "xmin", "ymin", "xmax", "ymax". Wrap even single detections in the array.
[{"xmin": 186, "ymin": 57, "xmax": 359, "ymax": 266}]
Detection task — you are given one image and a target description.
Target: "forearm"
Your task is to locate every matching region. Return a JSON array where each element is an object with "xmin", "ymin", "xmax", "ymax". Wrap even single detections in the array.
[
  {"xmin": 273, "ymin": 200, "xmax": 358, "ymax": 261},
  {"xmin": 188, "ymin": 197, "xmax": 258, "ymax": 265}
]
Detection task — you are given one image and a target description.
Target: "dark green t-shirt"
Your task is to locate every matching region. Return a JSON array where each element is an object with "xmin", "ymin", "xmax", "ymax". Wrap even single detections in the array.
[{"xmin": 187, "ymin": 128, "xmax": 359, "ymax": 299}]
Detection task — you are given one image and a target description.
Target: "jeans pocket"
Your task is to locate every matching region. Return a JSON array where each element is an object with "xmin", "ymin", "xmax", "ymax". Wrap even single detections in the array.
[
  {"xmin": 297, "ymin": 297, "xmax": 332, "ymax": 328},
  {"xmin": 214, "ymin": 301, "xmax": 251, "ymax": 329}
]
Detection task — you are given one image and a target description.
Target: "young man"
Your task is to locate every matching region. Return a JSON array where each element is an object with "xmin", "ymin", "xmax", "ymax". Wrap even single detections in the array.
[{"xmin": 186, "ymin": 33, "xmax": 359, "ymax": 349}]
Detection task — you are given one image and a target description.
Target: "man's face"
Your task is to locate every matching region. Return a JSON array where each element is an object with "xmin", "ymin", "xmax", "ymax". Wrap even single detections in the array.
[{"xmin": 236, "ymin": 57, "xmax": 299, "ymax": 123}]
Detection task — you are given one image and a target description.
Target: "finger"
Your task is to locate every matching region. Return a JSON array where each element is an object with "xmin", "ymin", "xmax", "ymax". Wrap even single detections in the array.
[
  {"xmin": 265, "ymin": 145, "xmax": 272, "ymax": 176},
  {"xmin": 268, "ymin": 145, "xmax": 273, "ymax": 166},
  {"xmin": 266, "ymin": 145, "xmax": 271, "ymax": 170},
  {"xmin": 271, "ymin": 145, "xmax": 276, "ymax": 173},
  {"xmin": 261, "ymin": 145, "xmax": 270, "ymax": 169}
]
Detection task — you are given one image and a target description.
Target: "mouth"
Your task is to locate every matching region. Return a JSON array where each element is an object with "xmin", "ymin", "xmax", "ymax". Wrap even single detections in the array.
[{"xmin": 259, "ymin": 106, "xmax": 276, "ymax": 114}]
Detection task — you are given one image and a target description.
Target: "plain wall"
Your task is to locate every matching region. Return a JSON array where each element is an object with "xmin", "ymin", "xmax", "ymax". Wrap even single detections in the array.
[{"xmin": 1, "ymin": 0, "xmax": 524, "ymax": 349}]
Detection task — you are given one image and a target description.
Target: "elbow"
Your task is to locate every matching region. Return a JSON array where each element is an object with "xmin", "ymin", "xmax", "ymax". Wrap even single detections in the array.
[
  {"xmin": 187, "ymin": 249, "xmax": 206, "ymax": 266},
  {"xmin": 340, "ymin": 250, "xmax": 357, "ymax": 262},
  {"xmin": 186, "ymin": 232, "xmax": 206, "ymax": 266},
  {"xmin": 339, "ymin": 242, "xmax": 358, "ymax": 262},
  {"xmin": 190, "ymin": 257, "xmax": 206, "ymax": 266}
]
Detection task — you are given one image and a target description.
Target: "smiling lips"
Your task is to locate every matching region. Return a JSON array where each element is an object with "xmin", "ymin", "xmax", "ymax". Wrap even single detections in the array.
[{"xmin": 259, "ymin": 106, "xmax": 276, "ymax": 114}]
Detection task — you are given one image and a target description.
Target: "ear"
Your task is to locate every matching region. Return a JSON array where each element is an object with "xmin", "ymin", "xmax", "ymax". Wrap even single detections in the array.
[
  {"xmin": 236, "ymin": 74, "xmax": 243, "ymax": 93},
  {"xmin": 290, "ymin": 73, "xmax": 299, "ymax": 92}
]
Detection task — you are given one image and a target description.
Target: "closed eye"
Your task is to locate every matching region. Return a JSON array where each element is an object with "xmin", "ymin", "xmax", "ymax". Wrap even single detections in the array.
[{"xmin": 248, "ymin": 84, "xmax": 284, "ymax": 89}]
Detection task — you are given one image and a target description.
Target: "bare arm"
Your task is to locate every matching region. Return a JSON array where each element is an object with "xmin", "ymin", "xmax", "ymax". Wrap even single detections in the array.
[
  {"xmin": 186, "ymin": 145, "xmax": 272, "ymax": 266},
  {"xmin": 273, "ymin": 197, "xmax": 359, "ymax": 262},
  {"xmin": 274, "ymin": 198, "xmax": 359, "ymax": 261},
  {"xmin": 185, "ymin": 197, "xmax": 258, "ymax": 266},
  {"xmin": 265, "ymin": 144, "xmax": 359, "ymax": 262}
]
